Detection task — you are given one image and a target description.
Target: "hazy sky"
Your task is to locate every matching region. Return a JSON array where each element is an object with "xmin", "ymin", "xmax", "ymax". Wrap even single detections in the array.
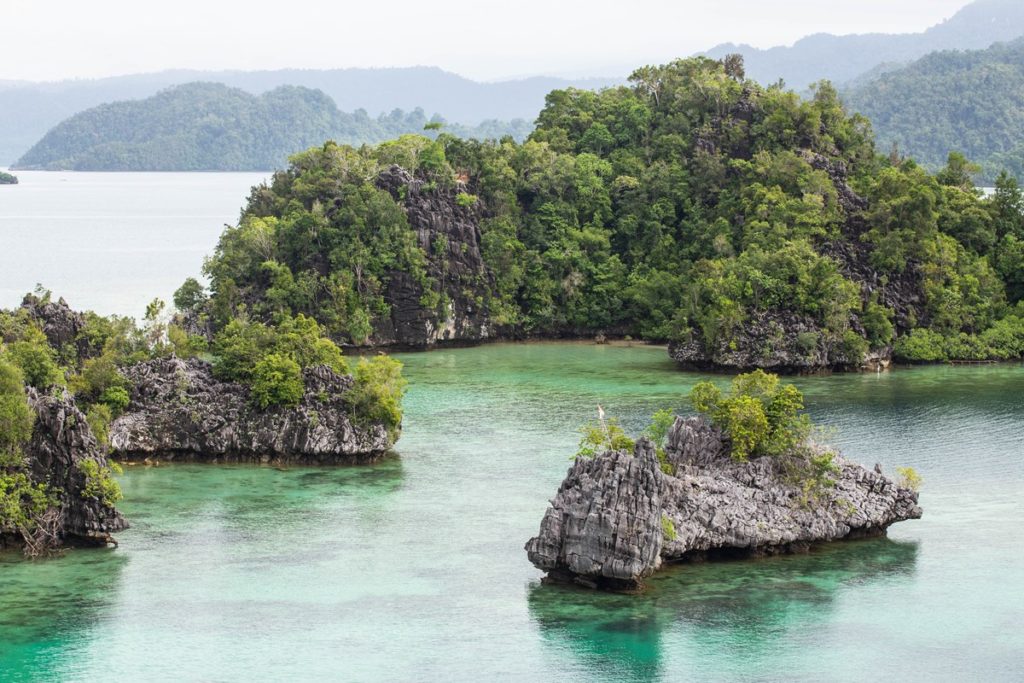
[{"xmin": 3, "ymin": 0, "xmax": 973, "ymax": 82}]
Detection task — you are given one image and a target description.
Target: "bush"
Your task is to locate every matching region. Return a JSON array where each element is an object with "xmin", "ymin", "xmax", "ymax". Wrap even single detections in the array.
[
  {"xmin": 896, "ymin": 466, "xmax": 923, "ymax": 492},
  {"xmin": 250, "ymin": 353, "xmax": 304, "ymax": 409},
  {"xmin": 346, "ymin": 356, "xmax": 407, "ymax": 437},
  {"xmin": 576, "ymin": 417, "xmax": 635, "ymax": 458},
  {"xmin": 86, "ymin": 403, "xmax": 113, "ymax": 451},
  {"xmin": 78, "ymin": 459, "xmax": 122, "ymax": 508},
  {"xmin": 99, "ymin": 386, "xmax": 130, "ymax": 414},
  {"xmin": 690, "ymin": 370, "xmax": 810, "ymax": 461},
  {"xmin": 661, "ymin": 514, "xmax": 677, "ymax": 542},
  {"xmin": 893, "ymin": 328, "xmax": 948, "ymax": 362},
  {"xmin": 7, "ymin": 327, "xmax": 65, "ymax": 388},
  {"xmin": 0, "ymin": 473, "xmax": 54, "ymax": 533},
  {"xmin": 0, "ymin": 357, "xmax": 35, "ymax": 465}
]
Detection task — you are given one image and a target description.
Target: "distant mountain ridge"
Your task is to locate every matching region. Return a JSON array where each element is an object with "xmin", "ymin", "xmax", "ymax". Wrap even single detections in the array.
[
  {"xmin": 844, "ymin": 37, "xmax": 1024, "ymax": 182},
  {"xmin": 704, "ymin": 0, "xmax": 1024, "ymax": 89},
  {"xmin": 0, "ymin": 67, "xmax": 620, "ymax": 164},
  {"xmin": 13, "ymin": 82, "xmax": 533, "ymax": 171}
]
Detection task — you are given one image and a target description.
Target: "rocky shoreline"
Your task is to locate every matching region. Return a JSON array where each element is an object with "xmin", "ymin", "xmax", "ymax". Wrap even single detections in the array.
[
  {"xmin": 110, "ymin": 357, "xmax": 394, "ymax": 464},
  {"xmin": 526, "ymin": 416, "xmax": 922, "ymax": 591}
]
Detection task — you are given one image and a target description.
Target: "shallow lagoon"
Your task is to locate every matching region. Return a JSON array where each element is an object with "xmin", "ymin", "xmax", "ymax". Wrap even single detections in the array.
[{"xmin": 2, "ymin": 343, "xmax": 1022, "ymax": 681}]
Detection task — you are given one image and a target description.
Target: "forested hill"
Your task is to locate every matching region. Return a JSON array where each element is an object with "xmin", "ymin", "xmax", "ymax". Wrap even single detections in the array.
[
  {"xmin": 178, "ymin": 57, "xmax": 1024, "ymax": 371},
  {"xmin": 844, "ymin": 38, "xmax": 1024, "ymax": 183},
  {"xmin": 704, "ymin": 0, "xmax": 1024, "ymax": 90},
  {"xmin": 0, "ymin": 68, "xmax": 618, "ymax": 165},
  {"xmin": 13, "ymin": 83, "xmax": 532, "ymax": 171}
]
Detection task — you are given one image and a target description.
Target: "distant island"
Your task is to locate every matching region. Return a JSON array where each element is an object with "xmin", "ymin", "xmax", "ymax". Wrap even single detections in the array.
[
  {"xmin": 0, "ymin": 170, "xmax": 16, "ymax": 184},
  {"xmin": 844, "ymin": 37, "xmax": 1024, "ymax": 183},
  {"xmin": 12, "ymin": 82, "xmax": 532, "ymax": 172}
]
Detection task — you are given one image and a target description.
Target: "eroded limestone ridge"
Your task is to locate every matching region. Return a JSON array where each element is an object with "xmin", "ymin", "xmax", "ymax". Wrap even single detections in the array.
[
  {"xmin": 109, "ymin": 357, "xmax": 393, "ymax": 463},
  {"xmin": 526, "ymin": 416, "xmax": 922, "ymax": 591},
  {"xmin": 17, "ymin": 388, "xmax": 128, "ymax": 551}
]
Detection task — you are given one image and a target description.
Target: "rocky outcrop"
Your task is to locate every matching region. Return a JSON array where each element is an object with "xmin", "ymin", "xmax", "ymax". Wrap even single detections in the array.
[
  {"xmin": 371, "ymin": 166, "xmax": 494, "ymax": 348},
  {"xmin": 668, "ymin": 310, "xmax": 868, "ymax": 373},
  {"xmin": 20, "ymin": 294, "xmax": 94, "ymax": 359},
  {"xmin": 109, "ymin": 357, "xmax": 393, "ymax": 463},
  {"xmin": 526, "ymin": 416, "xmax": 922, "ymax": 591},
  {"xmin": 21, "ymin": 388, "xmax": 128, "ymax": 548}
]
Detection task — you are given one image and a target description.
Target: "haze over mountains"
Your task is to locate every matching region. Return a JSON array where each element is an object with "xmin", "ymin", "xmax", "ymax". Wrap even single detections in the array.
[
  {"xmin": 704, "ymin": 0, "xmax": 1024, "ymax": 89},
  {"xmin": 3, "ymin": 0, "xmax": 1023, "ymax": 172},
  {"xmin": 0, "ymin": 69, "xmax": 617, "ymax": 165}
]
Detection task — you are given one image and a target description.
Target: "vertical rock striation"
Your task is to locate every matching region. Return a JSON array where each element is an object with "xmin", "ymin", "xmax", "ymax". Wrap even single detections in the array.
[
  {"xmin": 526, "ymin": 416, "xmax": 922, "ymax": 591},
  {"xmin": 109, "ymin": 357, "xmax": 393, "ymax": 463},
  {"xmin": 24, "ymin": 388, "xmax": 128, "ymax": 547}
]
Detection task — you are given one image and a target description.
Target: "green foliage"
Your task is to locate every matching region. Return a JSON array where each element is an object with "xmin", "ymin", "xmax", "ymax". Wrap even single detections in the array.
[
  {"xmin": 78, "ymin": 459, "xmax": 123, "ymax": 508},
  {"xmin": 250, "ymin": 353, "xmax": 304, "ymax": 409},
  {"xmin": 0, "ymin": 473, "xmax": 54, "ymax": 533},
  {"xmin": 86, "ymin": 403, "xmax": 113, "ymax": 451},
  {"xmin": 16, "ymin": 83, "xmax": 533, "ymax": 171},
  {"xmin": 575, "ymin": 417, "xmax": 636, "ymax": 459},
  {"xmin": 174, "ymin": 55, "xmax": 1023, "ymax": 365},
  {"xmin": 0, "ymin": 357, "xmax": 35, "ymax": 465},
  {"xmin": 690, "ymin": 370, "xmax": 810, "ymax": 461},
  {"xmin": 173, "ymin": 277, "xmax": 206, "ymax": 312},
  {"xmin": 0, "ymin": 171, "xmax": 18, "ymax": 185},
  {"xmin": 896, "ymin": 466, "xmax": 923, "ymax": 492},
  {"xmin": 845, "ymin": 38, "xmax": 1024, "ymax": 184},
  {"xmin": 5, "ymin": 325, "xmax": 65, "ymax": 388},
  {"xmin": 346, "ymin": 356, "xmax": 408, "ymax": 437},
  {"xmin": 661, "ymin": 514, "xmax": 677, "ymax": 542}
]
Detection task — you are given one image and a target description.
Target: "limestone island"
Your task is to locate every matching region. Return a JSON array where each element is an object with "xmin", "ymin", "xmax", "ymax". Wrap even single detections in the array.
[
  {"xmin": 526, "ymin": 371, "xmax": 922, "ymax": 591},
  {"xmin": 1, "ymin": 292, "xmax": 406, "ymax": 555},
  {"xmin": 0, "ymin": 171, "xmax": 18, "ymax": 185}
]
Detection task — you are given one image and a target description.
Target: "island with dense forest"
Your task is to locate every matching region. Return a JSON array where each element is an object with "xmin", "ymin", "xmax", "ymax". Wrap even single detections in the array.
[
  {"xmin": 0, "ymin": 171, "xmax": 17, "ymax": 184},
  {"xmin": 526, "ymin": 371, "xmax": 923, "ymax": 591},
  {"xmin": 172, "ymin": 56, "xmax": 1024, "ymax": 372},
  {"xmin": 844, "ymin": 37, "xmax": 1024, "ymax": 183},
  {"xmin": 12, "ymin": 82, "xmax": 531, "ymax": 172},
  {"xmin": 0, "ymin": 291, "xmax": 407, "ymax": 555}
]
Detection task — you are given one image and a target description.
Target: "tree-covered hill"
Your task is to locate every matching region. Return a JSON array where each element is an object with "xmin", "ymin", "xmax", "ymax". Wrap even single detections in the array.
[
  {"xmin": 844, "ymin": 38, "xmax": 1024, "ymax": 183},
  {"xmin": 704, "ymin": 0, "xmax": 1024, "ymax": 90},
  {"xmin": 0, "ymin": 68, "xmax": 617, "ymax": 165},
  {"xmin": 178, "ymin": 57, "xmax": 1024, "ymax": 370},
  {"xmin": 12, "ymin": 82, "xmax": 532, "ymax": 171}
]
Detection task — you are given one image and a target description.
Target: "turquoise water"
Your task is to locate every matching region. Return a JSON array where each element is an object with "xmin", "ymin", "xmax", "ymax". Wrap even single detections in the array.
[
  {"xmin": 0, "ymin": 170, "xmax": 267, "ymax": 318},
  {"xmin": 1, "ymin": 342, "xmax": 1022, "ymax": 681}
]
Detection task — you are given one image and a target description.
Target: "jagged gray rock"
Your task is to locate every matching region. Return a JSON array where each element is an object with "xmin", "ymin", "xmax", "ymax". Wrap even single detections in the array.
[
  {"xmin": 526, "ymin": 416, "xmax": 922, "ymax": 590},
  {"xmin": 109, "ymin": 357, "xmax": 393, "ymax": 463},
  {"xmin": 22, "ymin": 388, "xmax": 128, "ymax": 547}
]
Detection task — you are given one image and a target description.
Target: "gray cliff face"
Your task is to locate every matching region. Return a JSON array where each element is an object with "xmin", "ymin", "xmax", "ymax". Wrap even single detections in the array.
[
  {"xmin": 25, "ymin": 388, "xmax": 128, "ymax": 545},
  {"xmin": 526, "ymin": 416, "xmax": 922, "ymax": 591},
  {"xmin": 373, "ymin": 166, "xmax": 494, "ymax": 348},
  {"xmin": 110, "ymin": 357, "xmax": 393, "ymax": 463},
  {"xmin": 20, "ymin": 294, "xmax": 95, "ymax": 360}
]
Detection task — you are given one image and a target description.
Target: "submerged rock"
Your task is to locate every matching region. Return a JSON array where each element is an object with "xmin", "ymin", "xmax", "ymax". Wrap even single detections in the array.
[
  {"xmin": 109, "ymin": 357, "xmax": 393, "ymax": 463},
  {"xmin": 15, "ymin": 388, "xmax": 129, "ymax": 551},
  {"xmin": 526, "ymin": 416, "xmax": 921, "ymax": 591}
]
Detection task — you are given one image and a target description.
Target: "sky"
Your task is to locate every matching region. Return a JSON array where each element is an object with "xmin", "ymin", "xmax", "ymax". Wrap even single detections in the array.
[{"xmin": 2, "ymin": 0, "xmax": 974, "ymax": 82}]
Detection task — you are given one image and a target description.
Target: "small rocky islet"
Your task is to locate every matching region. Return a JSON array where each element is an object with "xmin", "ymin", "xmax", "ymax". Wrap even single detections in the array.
[
  {"xmin": 526, "ymin": 417, "xmax": 922, "ymax": 591},
  {"xmin": 0, "ymin": 294, "xmax": 403, "ymax": 556}
]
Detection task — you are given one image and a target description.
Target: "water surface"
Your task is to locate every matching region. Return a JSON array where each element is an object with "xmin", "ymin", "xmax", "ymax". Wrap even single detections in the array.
[
  {"xmin": 1, "ymin": 343, "xmax": 1021, "ymax": 681},
  {"xmin": 0, "ymin": 170, "xmax": 266, "ymax": 318}
]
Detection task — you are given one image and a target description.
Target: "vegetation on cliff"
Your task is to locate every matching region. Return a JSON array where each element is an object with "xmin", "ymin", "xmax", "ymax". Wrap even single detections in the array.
[
  {"xmin": 184, "ymin": 56, "xmax": 1024, "ymax": 366},
  {"xmin": 13, "ymin": 82, "xmax": 531, "ymax": 171},
  {"xmin": 844, "ymin": 38, "xmax": 1024, "ymax": 184}
]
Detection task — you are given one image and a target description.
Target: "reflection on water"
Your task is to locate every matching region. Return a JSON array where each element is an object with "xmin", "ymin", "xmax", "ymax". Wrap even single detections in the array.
[{"xmin": 528, "ymin": 538, "xmax": 918, "ymax": 682}]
